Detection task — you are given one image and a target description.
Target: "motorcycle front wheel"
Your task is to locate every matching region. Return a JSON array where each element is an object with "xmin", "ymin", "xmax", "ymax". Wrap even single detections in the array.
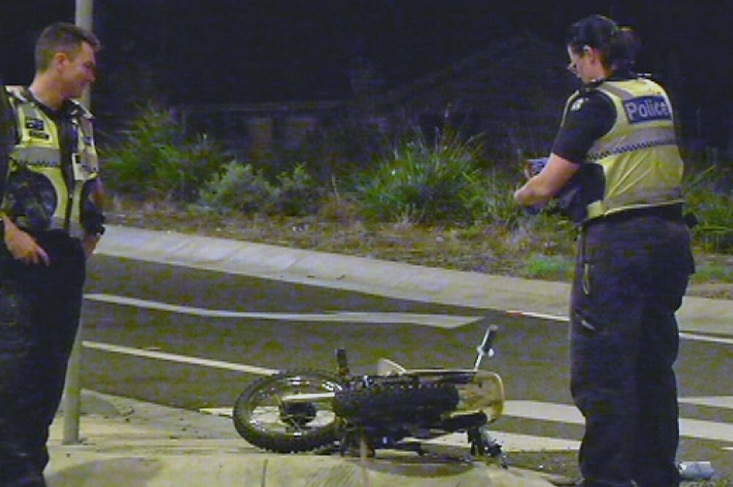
[{"xmin": 232, "ymin": 370, "xmax": 344, "ymax": 453}]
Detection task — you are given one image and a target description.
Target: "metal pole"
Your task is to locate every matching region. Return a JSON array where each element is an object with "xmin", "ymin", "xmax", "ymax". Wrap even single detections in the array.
[
  {"xmin": 62, "ymin": 318, "xmax": 84, "ymax": 445},
  {"xmin": 62, "ymin": 0, "xmax": 94, "ymax": 445},
  {"xmin": 75, "ymin": 0, "xmax": 93, "ymax": 108}
]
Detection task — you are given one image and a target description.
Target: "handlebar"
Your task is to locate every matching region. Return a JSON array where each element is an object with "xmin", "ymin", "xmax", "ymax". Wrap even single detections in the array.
[{"xmin": 474, "ymin": 325, "xmax": 498, "ymax": 370}]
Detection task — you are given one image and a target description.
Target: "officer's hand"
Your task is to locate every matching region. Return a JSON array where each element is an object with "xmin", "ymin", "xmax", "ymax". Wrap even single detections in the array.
[
  {"xmin": 81, "ymin": 233, "xmax": 100, "ymax": 259},
  {"xmin": 2, "ymin": 217, "xmax": 50, "ymax": 266}
]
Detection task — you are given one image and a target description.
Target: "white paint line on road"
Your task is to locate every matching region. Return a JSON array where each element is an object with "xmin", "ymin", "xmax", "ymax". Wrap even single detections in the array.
[
  {"xmin": 505, "ymin": 400, "xmax": 733, "ymax": 443},
  {"xmin": 506, "ymin": 310, "xmax": 568, "ymax": 322},
  {"xmin": 680, "ymin": 396, "xmax": 733, "ymax": 409},
  {"xmin": 679, "ymin": 418, "xmax": 733, "ymax": 444},
  {"xmin": 507, "ymin": 310, "xmax": 733, "ymax": 346},
  {"xmin": 84, "ymin": 293, "xmax": 481, "ymax": 329},
  {"xmin": 82, "ymin": 341, "xmax": 278, "ymax": 376},
  {"xmin": 679, "ymin": 332, "xmax": 733, "ymax": 346},
  {"xmin": 492, "ymin": 431, "xmax": 580, "ymax": 452},
  {"xmin": 505, "ymin": 401, "xmax": 583, "ymax": 425}
]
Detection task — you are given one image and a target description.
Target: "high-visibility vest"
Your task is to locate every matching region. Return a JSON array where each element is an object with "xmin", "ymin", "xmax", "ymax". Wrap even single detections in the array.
[
  {"xmin": 574, "ymin": 78, "xmax": 684, "ymax": 221},
  {"xmin": 2, "ymin": 86, "xmax": 99, "ymax": 237}
]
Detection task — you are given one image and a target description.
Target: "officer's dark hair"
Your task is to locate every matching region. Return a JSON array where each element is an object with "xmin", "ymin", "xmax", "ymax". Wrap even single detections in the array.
[
  {"xmin": 34, "ymin": 22, "xmax": 101, "ymax": 72},
  {"xmin": 566, "ymin": 15, "xmax": 640, "ymax": 72}
]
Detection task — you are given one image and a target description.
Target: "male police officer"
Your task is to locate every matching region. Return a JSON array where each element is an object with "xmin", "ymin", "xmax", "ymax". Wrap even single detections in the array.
[{"xmin": 0, "ymin": 22, "xmax": 104, "ymax": 486}]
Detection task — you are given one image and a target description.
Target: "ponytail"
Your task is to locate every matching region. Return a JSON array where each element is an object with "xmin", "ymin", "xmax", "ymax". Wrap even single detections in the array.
[{"xmin": 609, "ymin": 27, "xmax": 640, "ymax": 71}]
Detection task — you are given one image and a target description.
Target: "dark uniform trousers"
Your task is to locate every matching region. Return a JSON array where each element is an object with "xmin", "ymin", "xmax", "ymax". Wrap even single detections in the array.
[
  {"xmin": 570, "ymin": 212, "xmax": 694, "ymax": 487},
  {"xmin": 0, "ymin": 230, "xmax": 86, "ymax": 486}
]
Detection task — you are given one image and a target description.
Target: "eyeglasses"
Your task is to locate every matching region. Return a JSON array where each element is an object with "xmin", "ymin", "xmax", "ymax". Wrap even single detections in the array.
[
  {"xmin": 567, "ymin": 50, "xmax": 587, "ymax": 74},
  {"xmin": 567, "ymin": 53, "xmax": 584, "ymax": 74}
]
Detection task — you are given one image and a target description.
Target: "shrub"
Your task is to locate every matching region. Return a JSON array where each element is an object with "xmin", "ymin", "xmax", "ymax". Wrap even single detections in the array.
[
  {"xmin": 273, "ymin": 163, "xmax": 322, "ymax": 216},
  {"xmin": 357, "ymin": 127, "xmax": 484, "ymax": 225},
  {"xmin": 103, "ymin": 104, "xmax": 231, "ymax": 202},
  {"xmin": 199, "ymin": 162, "xmax": 275, "ymax": 213}
]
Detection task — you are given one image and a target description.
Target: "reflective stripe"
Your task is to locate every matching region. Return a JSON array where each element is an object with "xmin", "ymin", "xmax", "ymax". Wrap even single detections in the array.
[
  {"xmin": 12, "ymin": 147, "xmax": 62, "ymax": 167},
  {"xmin": 586, "ymin": 126, "xmax": 678, "ymax": 162}
]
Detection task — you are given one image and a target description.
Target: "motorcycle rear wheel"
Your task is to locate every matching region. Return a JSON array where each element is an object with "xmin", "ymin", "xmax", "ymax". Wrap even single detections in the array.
[{"xmin": 232, "ymin": 370, "xmax": 343, "ymax": 453}]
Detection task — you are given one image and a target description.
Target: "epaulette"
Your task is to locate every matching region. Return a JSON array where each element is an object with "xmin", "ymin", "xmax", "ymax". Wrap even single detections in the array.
[
  {"xmin": 66, "ymin": 98, "xmax": 94, "ymax": 120},
  {"xmin": 4, "ymin": 85, "xmax": 30, "ymax": 104}
]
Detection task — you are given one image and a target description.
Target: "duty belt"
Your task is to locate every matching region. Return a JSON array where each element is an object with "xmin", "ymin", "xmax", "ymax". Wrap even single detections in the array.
[{"xmin": 583, "ymin": 204, "xmax": 684, "ymax": 229}]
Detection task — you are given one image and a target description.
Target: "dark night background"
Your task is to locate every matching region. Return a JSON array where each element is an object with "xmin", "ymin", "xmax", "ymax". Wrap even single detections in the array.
[{"xmin": 2, "ymin": 0, "xmax": 732, "ymax": 152}]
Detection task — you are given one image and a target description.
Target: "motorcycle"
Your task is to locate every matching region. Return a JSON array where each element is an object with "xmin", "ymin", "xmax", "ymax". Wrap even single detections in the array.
[{"xmin": 231, "ymin": 325, "xmax": 506, "ymax": 466}]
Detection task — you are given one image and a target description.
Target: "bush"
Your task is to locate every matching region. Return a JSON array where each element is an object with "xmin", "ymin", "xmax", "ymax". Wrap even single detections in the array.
[
  {"xmin": 273, "ymin": 163, "xmax": 322, "ymax": 216},
  {"xmin": 357, "ymin": 127, "xmax": 486, "ymax": 225},
  {"xmin": 199, "ymin": 162, "xmax": 275, "ymax": 213},
  {"xmin": 103, "ymin": 104, "xmax": 231, "ymax": 202},
  {"xmin": 200, "ymin": 162, "xmax": 322, "ymax": 217}
]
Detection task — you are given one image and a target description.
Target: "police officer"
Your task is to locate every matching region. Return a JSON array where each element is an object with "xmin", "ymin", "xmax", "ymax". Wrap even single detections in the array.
[
  {"xmin": 514, "ymin": 15, "xmax": 694, "ymax": 487},
  {"xmin": 0, "ymin": 23, "xmax": 104, "ymax": 486}
]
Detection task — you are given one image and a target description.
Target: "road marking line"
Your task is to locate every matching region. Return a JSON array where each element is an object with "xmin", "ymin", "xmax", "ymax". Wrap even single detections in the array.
[
  {"xmin": 680, "ymin": 396, "xmax": 733, "ymax": 409},
  {"xmin": 84, "ymin": 293, "xmax": 481, "ymax": 329},
  {"xmin": 505, "ymin": 401, "xmax": 583, "ymax": 424},
  {"xmin": 506, "ymin": 310, "xmax": 567, "ymax": 322},
  {"xmin": 507, "ymin": 310, "xmax": 733, "ymax": 346},
  {"xmin": 82, "ymin": 341, "xmax": 278, "ymax": 375},
  {"xmin": 679, "ymin": 332, "xmax": 733, "ymax": 346},
  {"xmin": 506, "ymin": 400, "xmax": 733, "ymax": 443}
]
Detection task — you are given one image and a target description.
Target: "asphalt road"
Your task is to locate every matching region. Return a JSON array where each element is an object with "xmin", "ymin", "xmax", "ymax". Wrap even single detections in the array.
[{"xmin": 79, "ymin": 254, "xmax": 733, "ymax": 477}]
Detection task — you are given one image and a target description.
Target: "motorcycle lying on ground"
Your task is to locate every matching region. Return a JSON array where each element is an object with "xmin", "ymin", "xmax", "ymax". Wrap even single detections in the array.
[{"xmin": 231, "ymin": 325, "xmax": 507, "ymax": 466}]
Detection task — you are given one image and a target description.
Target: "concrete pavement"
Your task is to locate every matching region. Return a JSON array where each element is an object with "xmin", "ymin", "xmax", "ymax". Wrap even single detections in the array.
[
  {"xmin": 47, "ymin": 392, "xmax": 558, "ymax": 487},
  {"xmin": 43, "ymin": 224, "xmax": 732, "ymax": 486}
]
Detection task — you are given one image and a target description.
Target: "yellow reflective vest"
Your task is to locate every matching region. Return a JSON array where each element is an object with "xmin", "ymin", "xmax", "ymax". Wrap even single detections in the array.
[
  {"xmin": 2, "ymin": 86, "xmax": 99, "ymax": 237},
  {"xmin": 580, "ymin": 78, "xmax": 684, "ymax": 221}
]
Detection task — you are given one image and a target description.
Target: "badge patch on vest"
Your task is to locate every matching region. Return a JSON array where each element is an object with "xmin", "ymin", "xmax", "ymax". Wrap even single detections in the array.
[
  {"xmin": 25, "ymin": 117, "xmax": 50, "ymax": 140},
  {"xmin": 623, "ymin": 96, "xmax": 672, "ymax": 124},
  {"xmin": 25, "ymin": 118, "xmax": 45, "ymax": 131}
]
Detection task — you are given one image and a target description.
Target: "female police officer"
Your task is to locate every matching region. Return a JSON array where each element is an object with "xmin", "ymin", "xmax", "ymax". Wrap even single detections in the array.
[{"xmin": 514, "ymin": 15, "xmax": 694, "ymax": 487}]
